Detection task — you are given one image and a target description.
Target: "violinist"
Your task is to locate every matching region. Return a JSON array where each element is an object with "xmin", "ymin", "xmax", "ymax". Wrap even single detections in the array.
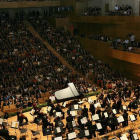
[
  {"xmin": 17, "ymin": 109, "xmax": 28, "ymax": 125},
  {"xmin": 42, "ymin": 115, "xmax": 53, "ymax": 131},
  {"xmin": 48, "ymin": 99, "xmax": 55, "ymax": 116},
  {"xmin": 55, "ymin": 104, "xmax": 65, "ymax": 119},
  {"xmin": 32, "ymin": 103, "xmax": 40, "ymax": 115}
]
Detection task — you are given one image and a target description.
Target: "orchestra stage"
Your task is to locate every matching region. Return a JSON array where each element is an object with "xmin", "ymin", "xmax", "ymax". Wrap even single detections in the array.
[{"xmin": 1, "ymin": 93, "xmax": 140, "ymax": 140}]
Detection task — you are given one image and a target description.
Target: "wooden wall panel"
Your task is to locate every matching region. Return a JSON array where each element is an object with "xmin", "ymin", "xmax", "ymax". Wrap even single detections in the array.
[
  {"xmin": 78, "ymin": 37, "xmax": 140, "ymax": 83},
  {"xmin": 71, "ymin": 16, "xmax": 140, "ymax": 40},
  {"xmin": 0, "ymin": 1, "xmax": 60, "ymax": 8}
]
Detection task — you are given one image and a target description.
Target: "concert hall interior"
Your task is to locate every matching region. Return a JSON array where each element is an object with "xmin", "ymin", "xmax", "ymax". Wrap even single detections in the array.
[{"xmin": 1, "ymin": 0, "xmax": 140, "ymax": 140}]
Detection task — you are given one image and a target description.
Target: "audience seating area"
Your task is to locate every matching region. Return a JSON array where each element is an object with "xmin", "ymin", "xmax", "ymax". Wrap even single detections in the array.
[{"xmin": 81, "ymin": 6, "xmax": 101, "ymax": 16}]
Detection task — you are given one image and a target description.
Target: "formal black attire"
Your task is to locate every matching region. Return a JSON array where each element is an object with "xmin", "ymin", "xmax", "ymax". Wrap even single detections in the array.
[
  {"xmin": 82, "ymin": 107, "xmax": 88, "ymax": 118},
  {"xmin": 89, "ymin": 104, "xmax": 95, "ymax": 115},
  {"xmin": 0, "ymin": 128, "xmax": 10, "ymax": 140}
]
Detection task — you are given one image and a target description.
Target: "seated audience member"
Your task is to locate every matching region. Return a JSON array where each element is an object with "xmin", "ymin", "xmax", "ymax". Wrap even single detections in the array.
[{"xmin": 49, "ymin": 93, "xmax": 56, "ymax": 102}]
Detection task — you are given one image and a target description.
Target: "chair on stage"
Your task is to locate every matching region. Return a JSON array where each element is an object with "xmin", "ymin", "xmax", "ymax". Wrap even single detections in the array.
[{"xmin": 31, "ymin": 130, "xmax": 41, "ymax": 140}]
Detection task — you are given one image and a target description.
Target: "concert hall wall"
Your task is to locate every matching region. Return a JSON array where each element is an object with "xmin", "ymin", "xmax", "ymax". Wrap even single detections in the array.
[{"xmin": 78, "ymin": 37, "xmax": 140, "ymax": 83}]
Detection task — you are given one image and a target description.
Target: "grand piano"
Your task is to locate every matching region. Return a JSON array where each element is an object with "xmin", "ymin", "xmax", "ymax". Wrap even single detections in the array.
[{"xmin": 55, "ymin": 83, "xmax": 80, "ymax": 102}]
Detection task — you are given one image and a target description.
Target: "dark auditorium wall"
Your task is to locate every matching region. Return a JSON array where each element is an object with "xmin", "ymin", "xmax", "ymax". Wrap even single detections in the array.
[
  {"xmin": 78, "ymin": 37, "xmax": 140, "ymax": 83},
  {"xmin": 70, "ymin": 16, "xmax": 140, "ymax": 40}
]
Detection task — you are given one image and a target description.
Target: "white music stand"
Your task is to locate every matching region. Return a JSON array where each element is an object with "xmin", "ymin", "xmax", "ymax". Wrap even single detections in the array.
[
  {"xmin": 11, "ymin": 121, "xmax": 19, "ymax": 136},
  {"xmin": 92, "ymin": 114, "xmax": 99, "ymax": 121},
  {"xmin": 67, "ymin": 131, "xmax": 77, "ymax": 140}
]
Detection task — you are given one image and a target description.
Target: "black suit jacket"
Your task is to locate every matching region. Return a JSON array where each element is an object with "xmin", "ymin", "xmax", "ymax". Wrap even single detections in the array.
[{"xmin": 0, "ymin": 128, "xmax": 10, "ymax": 140}]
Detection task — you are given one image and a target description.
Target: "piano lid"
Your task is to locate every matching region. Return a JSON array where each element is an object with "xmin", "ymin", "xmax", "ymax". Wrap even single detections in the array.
[{"xmin": 55, "ymin": 83, "xmax": 79, "ymax": 100}]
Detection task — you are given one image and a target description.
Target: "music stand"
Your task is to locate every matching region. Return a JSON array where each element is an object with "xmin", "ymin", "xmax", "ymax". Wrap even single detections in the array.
[
  {"xmin": 53, "ymin": 127, "xmax": 63, "ymax": 135},
  {"xmin": 70, "ymin": 110, "xmax": 77, "ymax": 117},
  {"xmin": 47, "ymin": 106, "xmax": 52, "ymax": 113},
  {"xmin": 11, "ymin": 121, "xmax": 19, "ymax": 136},
  {"xmin": 30, "ymin": 109, "xmax": 36, "ymax": 123},
  {"xmin": 62, "ymin": 102, "xmax": 66, "ymax": 108},
  {"xmin": 79, "ymin": 129, "xmax": 90, "ymax": 139},
  {"xmin": 104, "ymin": 112, "xmax": 108, "ymax": 118},
  {"xmin": 96, "ymin": 123, "xmax": 102, "ymax": 130},
  {"xmin": 52, "ymin": 136, "xmax": 63, "ymax": 140},
  {"xmin": 129, "ymin": 114, "xmax": 137, "ymax": 127},
  {"xmin": 55, "ymin": 112, "xmax": 62, "ymax": 118},
  {"xmin": 81, "ymin": 117, "xmax": 88, "ymax": 125},
  {"xmin": 67, "ymin": 120, "xmax": 76, "ymax": 129},
  {"xmin": 112, "ymin": 109, "xmax": 117, "ymax": 115},
  {"xmin": 131, "ymin": 133, "xmax": 139, "ymax": 140},
  {"xmin": 71, "ymin": 104, "xmax": 79, "ymax": 110},
  {"xmin": 120, "ymin": 134, "xmax": 128, "ymax": 140},
  {"xmin": 43, "ymin": 127, "xmax": 52, "ymax": 140},
  {"xmin": 34, "ymin": 117, "xmax": 41, "ymax": 131},
  {"xmin": 78, "ymin": 101, "xmax": 85, "ymax": 105},
  {"xmin": 121, "ymin": 106, "xmax": 127, "ymax": 112},
  {"xmin": 67, "ymin": 131, "xmax": 77, "ymax": 140},
  {"xmin": 0, "ymin": 118, "xmax": 3, "ymax": 128},
  {"xmin": 92, "ymin": 114, "xmax": 99, "ymax": 121},
  {"xmin": 88, "ymin": 98, "xmax": 93, "ymax": 104},
  {"xmin": 94, "ymin": 102, "xmax": 101, "ymax": 108}
]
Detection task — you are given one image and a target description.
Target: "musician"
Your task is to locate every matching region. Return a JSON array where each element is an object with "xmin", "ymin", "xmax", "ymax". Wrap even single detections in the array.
[
  {"xmin": 82, "ymin": 105, "xmax": 88, "ymax": 118},
  {"xmin": 108, "ymin": 113, "xmax": 117, "ymax": 131},
  {"xmin": 96, "ymin": 106, "xmax": 101, "ymax": 117},
  {"xmin": 89, "ymin": 103, "xmax": 95, "ymax": 115},
  {"xmin": 55, "ymin": 104, "xmax": 64, "ymax": 119},
  {"xmin": 32, "ymin": 103, "xmax": 39, "ymax": 115},
  {"xmin": 17, "ymin": 109, "xmax": 28, "ymax": 125},
  {"xmin": 54, "ymin": 116, "xmax": 61, "ymax": 127},
  {"xmin": 116, "ymin": 98, "xmax": 122, "ymax": 112},
  {"xmin": 128, "ymin": 98, "xmax": 138, "ymax": 111},
  {"xmin": 66, "ymin": 114, "xmax": 73, "ymax": 131},
  {"xmin": 85, "ymin": 118, "xmax": 96, "ymax": 138},
  {"xmin": 77, "ymin": 113, "xmax": 84, "ymax": 128},
  {"xmin": 48, "ymin": 99, "xmax": 55, "ymax": 116},
  {"xmin": 122, "ymin": 110, "xmax": 128, "ymax": 127},
  {"xmin": 42, "ymin": 115, "xmax": 53, "ymax": 131},
  {"xmin": 0, "ymin": 125, "xmax": 10, "ymax": 140}
]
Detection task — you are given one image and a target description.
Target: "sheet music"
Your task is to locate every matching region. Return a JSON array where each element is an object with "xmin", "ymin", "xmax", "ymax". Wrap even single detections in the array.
[
  {"xmin": 104, "ymin": 112, "xmax": 108, "ymax": 118},
  {"xmin": 62, "ymin": 102, "xmax": 66, "ymax": 107},
  {"xmin": 56, "ymin": 127, "xmax": 61, "ymax": 133},
  {"xmin": 117, "ymin": 116, "xmax": 124, "ymax": 123},
  {"xmin": 68, "ymin": 132, "xmax": 76, "ymax": 139},
  {"xmin": 85, "ymin": 130, "xmax": 89, "ymax": 136},
  {"xmin": 54, "ymin": 136, "xmax": 63, "ymax": 140},
  {"xmin": 78, "ymin": 101, "xmax": 85, "ymax": 104},
  {"xmin": 112, "ymin": 109, "xmax": 117, "ymax": 114},
  {"xmin": 121, "ymin": 134, "xmax": 128, "ymax": 140},
  {"xmin": 56, "ymin": 112, "xmax": 62, "ymax": 117},
  {"xmin": 130, "ymin": 115, "xmax": 136, "ymax": 121},
  {"xmin": 81, "ymin": 117, "xmax": 87, "ymax": 124},
  {"xmin": 123, "ymin": 106, "xmax": 127, "ymax": 110},
  {"xmin": 92, "ymin": 114, "xmax": 99, "ymax": 121},
  {"xmin": 96, "ymin": 123, "xmax": 102, "ymax": 130},
  {"xmin": 47, "ymin": 106, "xmax": 52, "ymax": 112},
  {"xmin": 133, "ymin": 133, "xmax": 139, "ymax": 140},
  {"xmin": 88, "ymin": 98, "xmax": 93, "ymax": 104},
  {"xmin": 94, "ymin": 102, "xmax": 101, "ymax": 108},
  {"xmin": 74, "ymin": 104, "xmax": 78, "ymax": 110},
  {"xmin": 11, "ymin": 121, "xmax": 19, "ymax": 128},
  {"xmin": 72, "ymin": 121, "xmax": 76, "ymax": 127},
  {"xmin": 0, "ymin": 118, "xmax": 3, "ymax": 125},
  {"xmin": 107, "ymin": 98, "xmax": 110, "ymax": 104},
  {"xmin": 30, "ymin": 109, "xmax": 35, "ymax": 115},
  {"xmin": 70, "ymin": 110, "xmax": 77, "ymax": 116},
  {"xmin": 111, "ymin": 138, "xmax": 117, "ymax": 140}
]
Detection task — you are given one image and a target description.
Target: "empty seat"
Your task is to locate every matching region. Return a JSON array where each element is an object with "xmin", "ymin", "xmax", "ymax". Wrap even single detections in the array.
[{"xmin": 38, "ymin": 98, "xmax": 44, "ymax": 104}]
